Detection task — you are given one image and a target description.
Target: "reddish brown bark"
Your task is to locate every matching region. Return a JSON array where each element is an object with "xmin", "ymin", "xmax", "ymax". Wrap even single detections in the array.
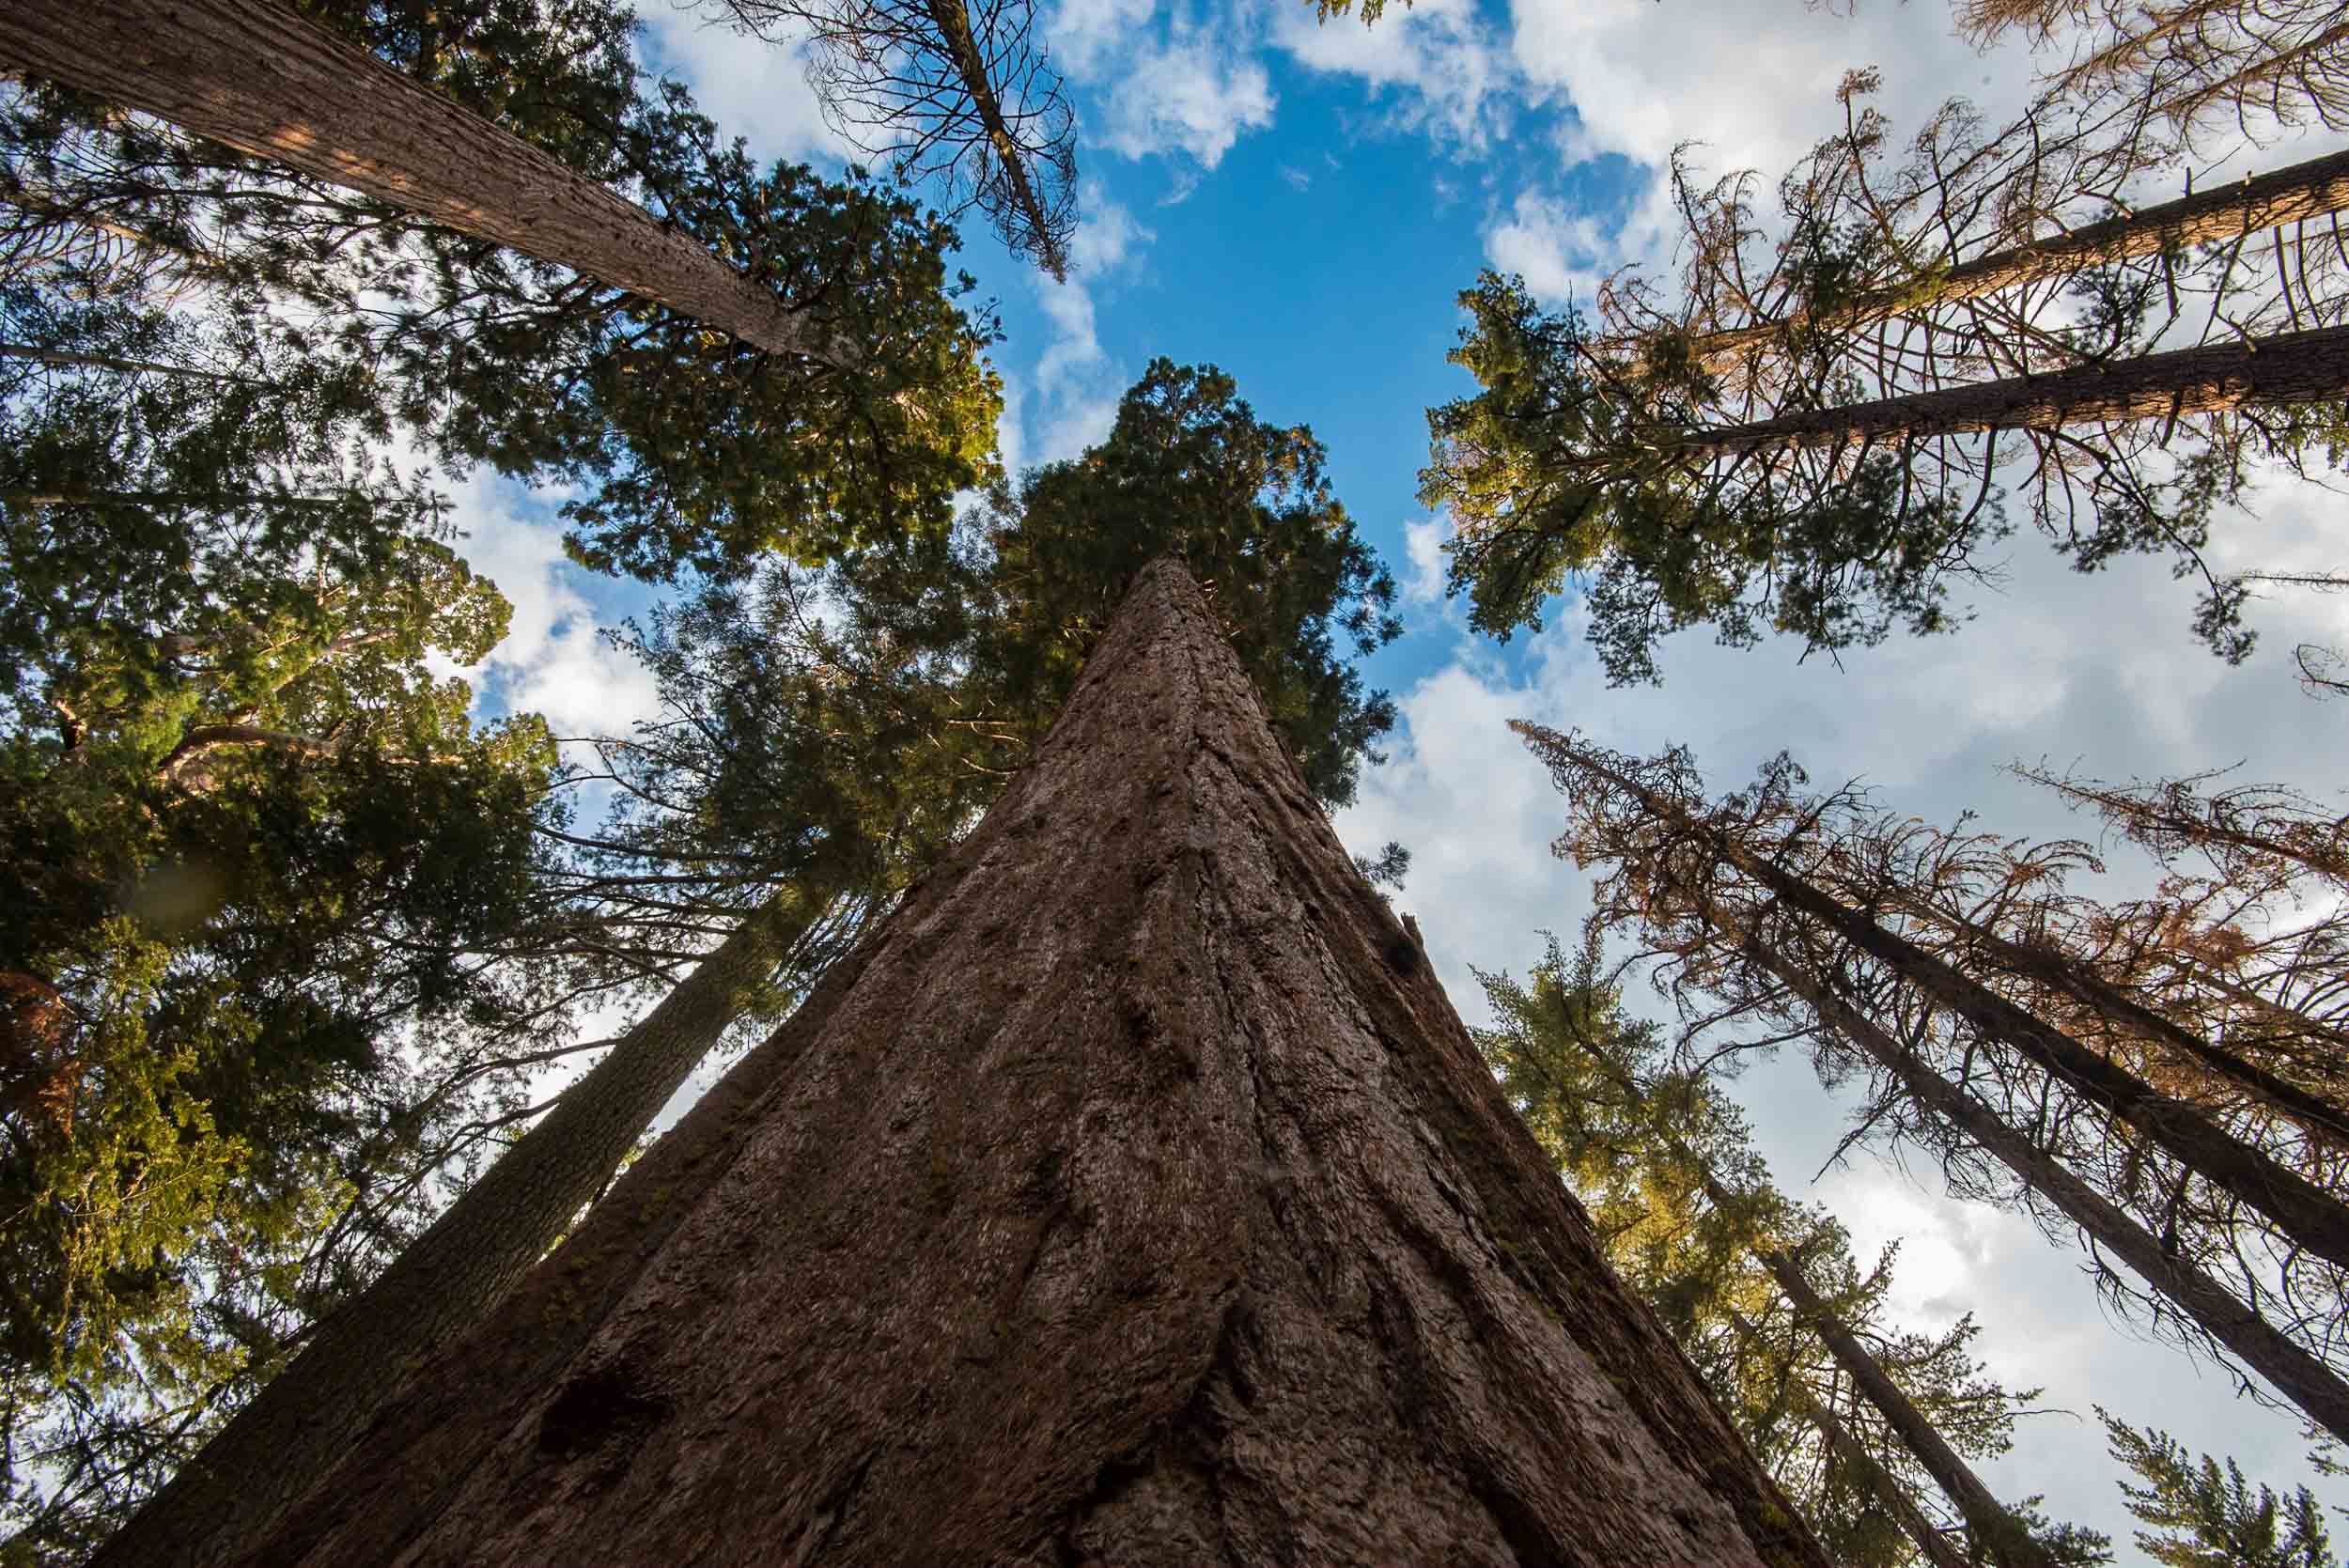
[
  {"xmin": 214, "ymin": 560, "xmax": 1827, "ymax": 1568},
  {"xmin": 0, "ymin": 0, "xmax": 844, "ymax": 365}
]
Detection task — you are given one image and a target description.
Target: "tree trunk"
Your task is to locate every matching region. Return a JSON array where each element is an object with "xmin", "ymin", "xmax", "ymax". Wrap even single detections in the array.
[
  {"xmin": 94, "ymin": 886, "xmax": 838, "ymax": 1568},
  {"xmin": 919, "ymin": 0, "xmax": 1069, "ymax": 280},
  {"xmin": 1749, "ymin": 930, "xmax": 2349, "ymax": 1447},
  {"xmin": 0, "ymin": 341, "xmax": 260, "ymax": 383},
  {"xmin": 1784, "ymin": 1379, "xmax": 1969, "ymax": 1568},
  {"xmin": 1677, "ymin": 321, "xmax": 2349, "ymax": 456},
  {"xmin": 210, "ymin": 559, "xmax": 1829, "ymax": 1568},
  {"xmin": 1890, "ymin": 900, "xmax": 2349, "ymax": 1153},
  {"xmin": 0, "ymin": 0, "xmax": 846, "ymax": 365},
  {"xmin": 1752, "ymin": 1247, "xmax": 2058, "ymax": 1568},
  {"xmin": 1561, "ymin": 746, "xmax": 2349, "ymax": 1276},
  {"xmin": 1668, "ymin": 147, "xmax": 2349, "ymax": 371}
]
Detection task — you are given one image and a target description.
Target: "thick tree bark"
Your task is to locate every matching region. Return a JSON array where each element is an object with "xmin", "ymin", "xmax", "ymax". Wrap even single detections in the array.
[
  {"xmin": 1563, "ymin": 746, "xmax": 2349, "ymax": 1277},
  {"xmin": 1667, "ymin": 147, "xmax": 2349, "ymax": 370},
  {"xmin": 1751, "ymin": 1246, "xmax": 2058, "ymax": 1568},
  {"xmin": 1752, "ymin": 935, "xmax": 2349, "ymax": 1447},
  {"xmin": 1677, "ymin": 322, "xmax": 2349, "ymax": 456},
  {"xmin": 0, "ymin": 0, "xmax": 846, "ymax": 365},
  {"xmin": 95, "ymin": 889, "xmax": 836, "ymax": 1568},
  {"xmin": 211, "ymin": 560, "xmax": 1828, "ymax": 1568}
]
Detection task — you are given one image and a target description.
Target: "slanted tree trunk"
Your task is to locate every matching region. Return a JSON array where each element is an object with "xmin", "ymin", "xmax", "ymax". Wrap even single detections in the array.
[
  {"xmin": 0, "ymin": 342, "xmax": 260, "ymax": 382},
  {"xmin": 216, "ymin": 560, "xmax": 1829, "ymax": 1568},
  {"xmin": 0, "ymin": 0, "xmax": 846, "ymax": 365},
  {"xmin": 1779, "ymin": 1375, "xmax": 1969, "ymax": 1568},
  {"xmin": 1663, "ymin": 147, "xmax": 2349, "ymax": 372},
  {"xmin": 1676, "ymin": 321, "xmax": 2349, "ymax": 456},
  {"xmin": 1750, "ymin": 1245, "xmax": 2059, "ymax": 1568},
  {"xmin": 1554, "ymin": 742, "xmax": 2349, "ymax": 1277},
  {"xmin": 96, "ymin": 885, "xmax": 842, "ymax": 1568},
  {"xmin": 1887, "ymin": 898, "xmax": 2349, "ymax": 1152},
  {"xmin": 1750, "ymin": 928, "xmax": 2349, "ymax": 1448}
]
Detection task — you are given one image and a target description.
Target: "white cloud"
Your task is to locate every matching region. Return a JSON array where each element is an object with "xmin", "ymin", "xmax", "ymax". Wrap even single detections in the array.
[
  {"xmin": 1069, "ymin": 188, "xmax": 1156, "ymax": 275},
  {"xmin": 1100, "ymin": 35, "xmax": 1276, "ymax": 168},
  {"xmin": 1402, "ymin": 516, "xmax": 1451, "ymax": 604},
  {"xmin": 1484, "ymin": 188, "xmax": 1612, "ymax": 304},
  {"xmin": 1272, "ymin": 0, "xmax": 1518, "ymax": 152},
  {"xmin": 1508, "ymin": 0, "xmax": 2033, "ymax": 188},
  {"xmin": 1011, "ymin": 190, "xmax": 1156, "ymax": 468},
  {"xmin": 1051, "ymin": 0, "xmax": 1277, "ymax": 171},
  {"xmin": 438, "ymin": 479, "xmax": 663, "ymax": 754},
  {"xmin": 638, "ymin": 3, "xmax": 858, "ymax": 166}
]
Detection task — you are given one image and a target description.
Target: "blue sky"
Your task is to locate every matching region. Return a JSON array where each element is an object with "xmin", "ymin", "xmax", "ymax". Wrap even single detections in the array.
[{"xmin": 437, "ymin": 0, "xmax": 2349, "ymax": 1556}]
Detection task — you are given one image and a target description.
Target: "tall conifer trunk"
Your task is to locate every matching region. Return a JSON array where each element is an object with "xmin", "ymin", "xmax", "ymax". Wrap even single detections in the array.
[
  {"xmin": 1660, "ymin": 147, "xmax": 2349, "ymax": 371},
  {"xmin": 0, "ymin": 0, "xmax": 845, "ymax": 364},
  {"xmin": 215, "ymin": 560, "xmax": 1828, "ymax": 1568},
  {"xmin": 1677, "ymin": 321, "xmax": 2349, "ymax": 455},
  {"xmin": 94, "ymin": 887, "xmax": 840, "ymax": 1568}
]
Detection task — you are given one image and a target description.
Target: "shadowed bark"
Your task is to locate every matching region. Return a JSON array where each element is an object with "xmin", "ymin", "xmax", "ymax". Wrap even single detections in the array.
[{"xmin": 217, "ymin": 559, "xmax": 1829, "ymax": 1568}]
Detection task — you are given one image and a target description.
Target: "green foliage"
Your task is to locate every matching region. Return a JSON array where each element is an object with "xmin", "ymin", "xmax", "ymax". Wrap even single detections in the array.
[
  {"xmin": 1422, "ymin": 272, "xmax": 1992, "ymax": 685},
  {"xmin": 2102, "ymin": 1412, "xmax": 2341, "ymax": 1568},
  {"xmin": 1471, "ymin": 932, "xmax": 2085, "ymax": 1566},
  {"xmin": 5, "ymin": 0, "xmax": 1005, "ymax": 588},
  {"xmin": 0, "ymin": 278, "xmax": 566, "ymax": 1558},
  {"xmin": 978, "ymin": 358, "xmax": 1399, "ymax": 807}
]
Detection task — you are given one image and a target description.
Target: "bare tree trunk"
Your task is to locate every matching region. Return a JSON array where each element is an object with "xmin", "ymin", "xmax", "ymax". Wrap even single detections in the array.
[
  {"xmin": 1561, "ymin": 747, "xmax": 2349, "ymax": 1276},
  {"xmin": 1784, "ymin": 1380, "xmax": 1969, "ymax": 1568},
  {"xmin": 1753, "ymin": 1248, "xmax": 2059, "ymax": 1568},
  {"xmin": 0, "ymin": 342, "xmax": 260, "ymax": 382},
  {"xmin": 1679, "ymin": 322, "xmax": 2349, "ymax": 456},
  {"xmin": 1890, "ymin": 900, "xmax": 2349, "ymax": 1152},
  {"xmin": 0, "ymin": 0, "xmax": 846, "ymax": 365},
  {"xmin": 1752, "ymin": 933, "xmax": 2349, "ymax": 1447},
  {"xmin": 918, "ymin": 0, "xmax": 1069, "ymax": 279},
  {"xmin": 94, "ymin": 888, "xmax": 838, "ymax": 1568},
  {"xmin": 1669, "ymin": 147, "xmax": 2349, "ymax": 371},
  {"xmin": 214, "ymin": 560, "xmax": 1830, "ymax": 1568}
]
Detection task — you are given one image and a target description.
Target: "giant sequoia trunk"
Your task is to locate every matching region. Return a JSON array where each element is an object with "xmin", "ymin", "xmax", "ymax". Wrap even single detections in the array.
[
  {"xmin": 206, "ymin": 560, "xmax": 1828, "ymax": 1568},
  {"xmin": 0, "ymin": 0, "xmax": 843, "ymax": 365},
  {"xmin": 97, "ymin": 887, "xmax": 839, "ymax": 1568}
]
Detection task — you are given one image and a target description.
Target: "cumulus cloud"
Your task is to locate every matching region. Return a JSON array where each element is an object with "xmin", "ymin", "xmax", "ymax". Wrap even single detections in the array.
[
  {"xmin": 438, "ymin": 479, "xmax": 663, "ymax": 753},
  {"xmin": 1051, "ymin": 0, "xmax": 1277, "ymax": 171},
  {"xmin": 1483, "ymin": 188, "xmax": 1613, "ymax": 304},
  {"xmin": 1401, "ymin": 516, "xmax": 1451, "ymax": 605},
  {"xmin": 1271, "ymin": 0, "xmax": 1519, "ymax": 152},
  {"xmin": 637, "ymin": 4, "xmax": 858, "ymax": 166}
]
